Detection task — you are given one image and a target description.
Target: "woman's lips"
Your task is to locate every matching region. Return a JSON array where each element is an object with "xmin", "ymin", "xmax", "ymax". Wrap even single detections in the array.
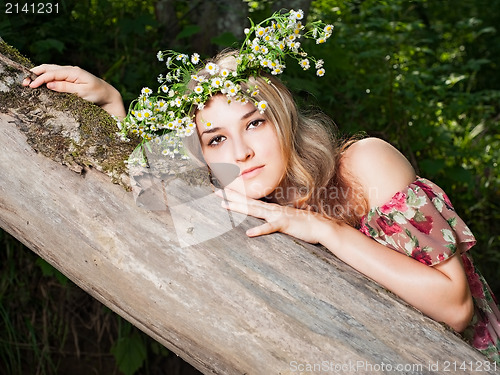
[{"xmin": 241, "ymin": 165, "xmax": 264, "ymax": 179}]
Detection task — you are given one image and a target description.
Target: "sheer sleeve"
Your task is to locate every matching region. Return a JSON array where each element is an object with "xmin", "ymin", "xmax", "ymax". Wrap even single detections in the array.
[{"xmin": 359, "ymin": 177, "xmax": 476, "ymax": 266}]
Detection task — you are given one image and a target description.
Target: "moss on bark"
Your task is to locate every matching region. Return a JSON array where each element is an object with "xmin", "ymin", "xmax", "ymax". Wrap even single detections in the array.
[{"xmin": 0, "ymin": 39, "xmax": 138, "ymax": 188}]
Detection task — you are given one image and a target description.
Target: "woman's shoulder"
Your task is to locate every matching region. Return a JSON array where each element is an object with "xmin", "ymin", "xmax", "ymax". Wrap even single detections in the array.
[{"xmin": 341, "ymin": 137, "xmax": 417, "ymax": 209}]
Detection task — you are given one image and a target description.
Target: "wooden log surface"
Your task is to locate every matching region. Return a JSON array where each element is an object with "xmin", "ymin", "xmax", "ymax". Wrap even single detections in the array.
[{"xmin": 0, "ymin": 50, "xmax": 496, "ymax": 374}]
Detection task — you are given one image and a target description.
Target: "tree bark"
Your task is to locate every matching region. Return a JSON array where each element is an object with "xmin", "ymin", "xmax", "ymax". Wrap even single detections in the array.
[
  {"xmin": 155, "ymin": 0, "xmax": 249, "ymax": 57},
  {"xmin": 0, "ymin": 45, "xmax": 495, "ymax": 374}
]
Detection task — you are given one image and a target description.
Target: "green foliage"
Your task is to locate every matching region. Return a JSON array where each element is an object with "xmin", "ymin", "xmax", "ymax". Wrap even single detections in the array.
[
  {"xmin": 304, "ymin": 0, "xmax": 500, "ymax": 291},
  {"xmin": 1, "ymin": 0, "xmax": 161, "ymax": 103},
  {"xmin": 35, "ymin": 258, "xmax": 69, "ymax": 286},
  {"xmin": 0, "ymin": 231, "xmax": 171, "ymax": 374},
  {"xmin": 111, "ymin": 321, "xmax": 148, "ymax": 375},
  {"xmin": 176, "ymin": 24, "xmax": 202, "ymax": 40},
  {"xmin": 0, "ymin": 231, "xmax": 59, "ymax": 374}
]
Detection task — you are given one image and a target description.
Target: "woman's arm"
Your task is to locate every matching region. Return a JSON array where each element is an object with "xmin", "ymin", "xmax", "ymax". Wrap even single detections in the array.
[
  {"xmin": 318, "ymin": 137, "xmax": 474, "ymax": 332},
  {"xmin": 219, "ymin": 137, "xmax": 474, "ymax": 332},
  {"xmin": 23, "ymin": 64, "xmax": 126, "ymax": 119},
  {"xmin": 317, "ymin": 216, "xmax": 473, "ymax": 332}
]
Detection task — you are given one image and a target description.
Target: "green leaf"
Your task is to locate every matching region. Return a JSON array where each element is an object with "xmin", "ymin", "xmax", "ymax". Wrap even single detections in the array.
[
  {"xmin": 419, "ymin": 159, "xmax": 445, "ymax": 176},
  {"xmin": 35, "ymin": 258, "xmax": 68, "ymax": 286},
  {"xmin": 211, "ymin": 32, "xmax": 239, "ymax": 48},
  {"xmin": 31, "ymin": 38, "xmax": 65, "ymax": 54},
  {"xmin": 442, "ymin": 228, "xmax": 455, "ymax": 243},
  {"xmin": 447, "ymin": 217, "xmax": 457, "ymax": 228},
  {"xmin": 110, "ymin": 333, "xmax": 147, "ymax": 375},
  {"xmin": 176, "ymin": 24, "xmax": 201, "ymax": 40}
]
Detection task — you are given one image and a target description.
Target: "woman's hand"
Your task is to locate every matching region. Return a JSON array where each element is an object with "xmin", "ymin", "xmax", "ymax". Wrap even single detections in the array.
[
  {"xmin": 22, "ymin": 64, "xmax": 126, "ymax": 119},
  {"xmin": 215, "ymin": 188, "xmax": 333, "ymax": 244}
]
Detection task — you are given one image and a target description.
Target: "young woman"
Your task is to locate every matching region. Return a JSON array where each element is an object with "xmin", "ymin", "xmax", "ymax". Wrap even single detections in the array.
[{"xmin": 23, "ymin": 14, "xmax": 500, "ymax": 364}]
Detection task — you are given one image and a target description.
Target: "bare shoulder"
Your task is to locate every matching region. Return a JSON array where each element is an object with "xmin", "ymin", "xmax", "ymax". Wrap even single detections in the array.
[{"xmin": 341, "ymin": 137, "xmax": 416, "ymax": 208}]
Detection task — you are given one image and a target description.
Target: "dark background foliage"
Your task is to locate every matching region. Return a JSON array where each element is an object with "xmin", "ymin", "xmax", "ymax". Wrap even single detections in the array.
[{"xmin": 1, "ymin": 0, "xmax": 498, "ymax": 373}]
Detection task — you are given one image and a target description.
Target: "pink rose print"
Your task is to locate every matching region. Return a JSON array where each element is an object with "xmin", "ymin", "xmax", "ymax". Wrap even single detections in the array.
[
  {"xmin": 414, "ymin": 180, "xmax": 436, "ymax": 199},
  {"xmin": 409, "ymin": 215, "xmax": 434, "ymax": 235},
  {"xmin": 463, "ymin": 254, "xmax": 474, "ymax": 273},
  {"xmin": 463, "ymin": 255, "xmax": 485, "ymax": 299},
  {"xmin": 441, "ymin": 192, "xmax": 453, "ymax": 208},
  {"xmin": 411, "ymin": 247, "xmax": 432, "ymax": 266},
  {"xmin": 359, "ymin": 178, "xmax": 500, "ymax": 360},
  {"xmin": 415, "ymin": 180, "xmax": 454, "ymax": 210},
  {"xmin": 376, "ymin": 216, "xmax": 403, "ymax": 236},
  {"xmin": 472, "ymin": 321, "xmax": 493, "ymax": 350},
  {"xmin": 469, "ymin": 275, "xmax": 486, "ymax": 299},
  {"xmin": 380, "ymin": 191, "xmax": 408, "ymax": 214},
  {"xmin": 359, "ymin": 217, "xmax": 371, "ymax": 236},
  {"xmin": 359, "ymin": 224, "xmax": 371, "ymax": 236}
]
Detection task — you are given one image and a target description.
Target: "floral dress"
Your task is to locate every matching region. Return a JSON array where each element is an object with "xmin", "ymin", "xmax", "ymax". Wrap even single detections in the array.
[{"xmin": 359, "ymin": 177, "xmax": 500, "ymax": 364}]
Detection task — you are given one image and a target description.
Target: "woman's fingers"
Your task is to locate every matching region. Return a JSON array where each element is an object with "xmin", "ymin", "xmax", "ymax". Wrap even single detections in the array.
[
  {"xmin": 21, "ymin": 64, "xmax": 126, "ymax": 118},
  {"xmin": 29, "ymin": 64, "xmax": 61, "ymax": 75},
  {"xmin": 44, "ymin": 81, "xmax": 83, "ymax": 94},
  {"xmin": 22, "ymin": 64, "xmax": 99, "ymax": 100},
  {"xmin": 216, "ymin": 188, "xmax": 291, "ymax": 238},
  {"xmin": 246, "ymin": 221, "xmax": 281, "ymax": 237},
  {"xmin": 23, "ymin": 65, "xmax": 82, "ymax": 88},
  {"xmin": 215, "ymin": 187, "xmax": 324, "ymax": 242},
  {"xmin": 217, "ymin": 188, "xmax": 275, "ymax": 219},
  {"xmin": 221, "ymin": 199, "xmax": 248, "ymax": 216},
  {"xmin": 22, "ymin": 64, "xmax": 56, "ymax": 86},
  {"xmin": 220, "ymin": 197, "xmax": 283, "ymax": 237}
]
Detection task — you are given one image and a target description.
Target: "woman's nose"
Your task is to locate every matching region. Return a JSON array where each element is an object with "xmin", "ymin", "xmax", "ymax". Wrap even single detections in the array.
[{"xmin": 233, "ymin": 137, "xmax": 254, "ymax": 162}]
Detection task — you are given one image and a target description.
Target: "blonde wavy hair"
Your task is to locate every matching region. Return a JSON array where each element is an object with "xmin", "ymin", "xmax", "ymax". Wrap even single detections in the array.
[{"xmin": 185, "ymin": 50, "xmax": 368, "ymax": 227}]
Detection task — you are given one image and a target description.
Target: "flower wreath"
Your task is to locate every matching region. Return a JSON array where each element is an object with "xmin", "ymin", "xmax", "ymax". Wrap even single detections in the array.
[{"xmin": 117, "ymin": 9, "xmax": 333, "ymax": 159}]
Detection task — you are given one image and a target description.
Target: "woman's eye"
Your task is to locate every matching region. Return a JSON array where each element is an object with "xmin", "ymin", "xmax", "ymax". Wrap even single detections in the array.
[
  {"xmin": 208, "ymin": 135, "xmax": 226, "ymax": 146},
  {"xmin": 247, "ymin": 119, "xmax": 264, "ymax": 129}
]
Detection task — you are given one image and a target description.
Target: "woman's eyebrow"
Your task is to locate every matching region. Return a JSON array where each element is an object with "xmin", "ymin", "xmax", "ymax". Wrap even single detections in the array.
[
  {"xmin": 201, "ymin": 126, "xmax": 221, "ymax": 136},
  {"xmin": 241, "ymin": 108, "xmax": 257, "ymax": 120},
  {"xmin": 201, "ymin": 108, "xmax": 258, "ymax": 136}
]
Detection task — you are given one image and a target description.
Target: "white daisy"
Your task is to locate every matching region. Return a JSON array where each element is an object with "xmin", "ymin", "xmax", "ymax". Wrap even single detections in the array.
[
  {"xmin": 206, "ymin": 62, "xmax": 219, "ymax": 75},
  {"xmin": 143, "ymin": 109, "xmax": 153, "ymax": 119},
  {"xmin": 299, "ymin": 59, "xmax": 310, "ymax": 70},
  {"xmin": 141, "ymin": 87, "xmax": 152, "ymax": 96},
  {"xmin": 211, "ymin": 77, "xmax": 223, "ymax": 88},
  {"xmin": 257, "ymin": 100, "xmax": 268, "ymax": 113},
  {"xmin": 191, "ymin": 53, "xmax": 200, "ymax": 64}
]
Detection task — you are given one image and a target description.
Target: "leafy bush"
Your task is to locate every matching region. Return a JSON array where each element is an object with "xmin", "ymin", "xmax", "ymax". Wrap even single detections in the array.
[{"xmin": 305, "ymin": 0, "xmax": 500, "ymax": 292}]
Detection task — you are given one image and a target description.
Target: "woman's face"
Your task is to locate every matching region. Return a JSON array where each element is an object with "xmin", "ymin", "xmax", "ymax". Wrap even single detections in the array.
[{"xmin": 196, "ymin": 95, "xmax": 286, "ymax": 199}]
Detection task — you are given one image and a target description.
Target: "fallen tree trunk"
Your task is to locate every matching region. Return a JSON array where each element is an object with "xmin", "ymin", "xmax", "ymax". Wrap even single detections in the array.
[{"xmin": 0, "ymin": 44, "xmax": 495, "ymax": 374}]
